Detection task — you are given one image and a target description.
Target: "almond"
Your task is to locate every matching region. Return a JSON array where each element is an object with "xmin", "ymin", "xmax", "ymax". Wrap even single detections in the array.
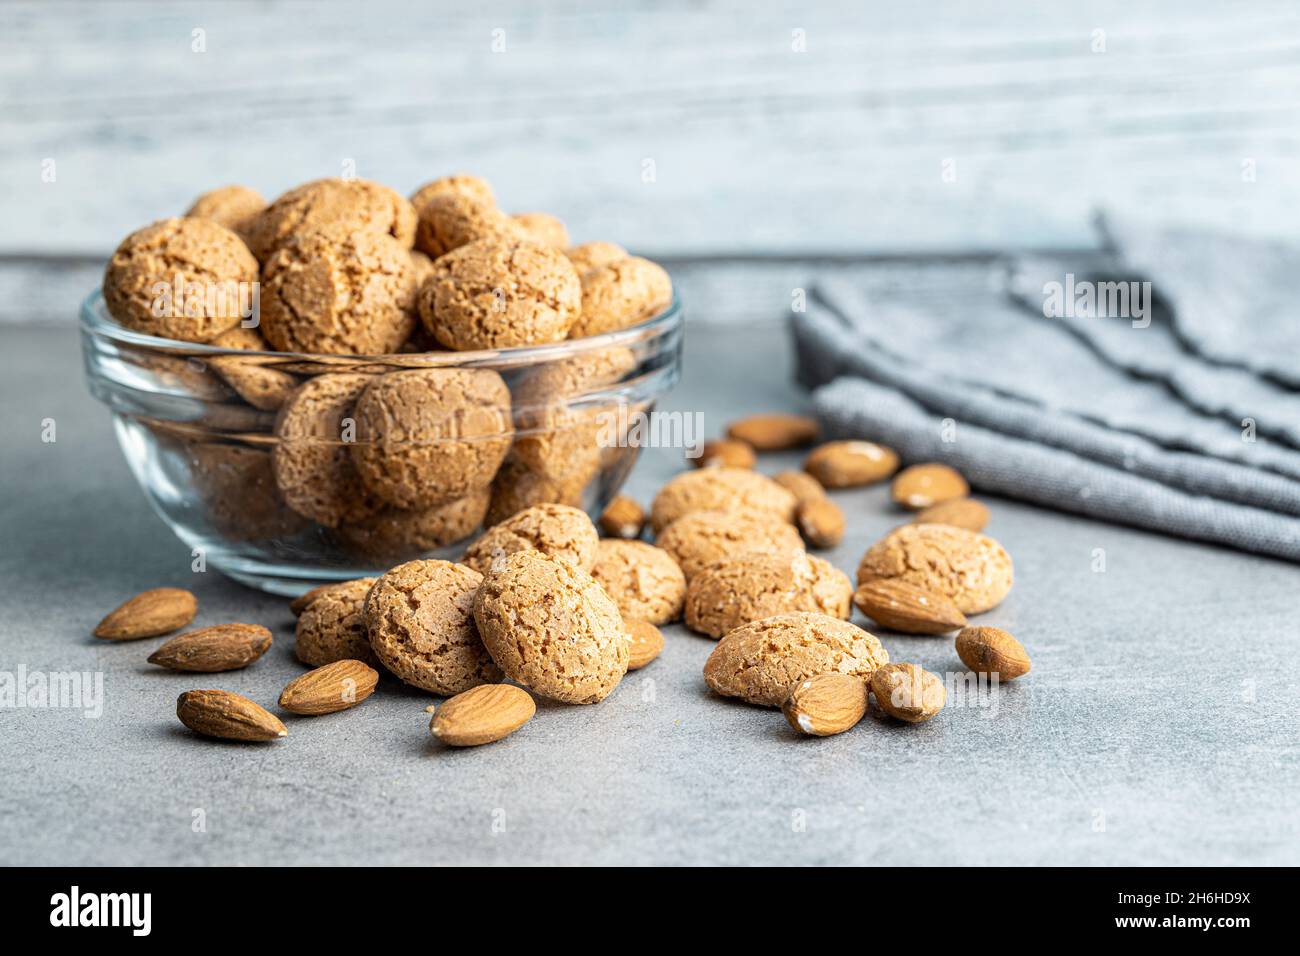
[
  {"xmin": 147, "ymin": 623, "xmax": 272, "ymax": 672},
  {"xmin": 726, "ymin": 413, "xmax": 819, "ymax": 451},
  {"xmin": 692, "ymin": 438, "xmax": 756, "ymax": 469},
  {"xmin": 891, "ymin": 463, "xmax": 969, "ymax": 510},
  {"xmin": 279, "ymin": 659, "xmax": 379, "ymax": 715},
  {"xmin": 871, "ymin": 662, "xmax": 946, "ymax": 722},
  {"xmin": 94, "ymin": 587, "xmax": 197, "ymax": 640},
  {"xmin": 804, "ymin": 440, "xmax": 899, "ymax": 488},
  {"xmin": 176, "ymin": 689, "xmax": 286, "ymax": 741},
  {"xmin": 853, "ymin": 579, "xmax": 967, "ymax": 634},
  {"xmin": 598, "ymin": 495, "xmax": 645, "ymax": 539},
  {"xmin": 956, "ymin": 626, "xmax": 1031, "ymax": 680},
  {"xmin": 430, "ymin": 684, "xmax": 536, "ymax": 747},
  {"xmin": 912, "ymin": 498, "xmax": 989, "ymax": 532},
  {"xmin": 796, "ymin": 497, "xmax": 845, "ymax": 549},
  {"xmin": 782, "ymin": 673, "xmax": 869, "ymax": 736},
  {"xmin": 289, "ymin": 584, "xmax": 332, "ymax": 617},
  {"xmin": 625, "ymin": 619, "xmax": 664, "ymax": 670},
  {"xmin": 773, "ymin": 469, "xmax": 826, "ymax": 505}
]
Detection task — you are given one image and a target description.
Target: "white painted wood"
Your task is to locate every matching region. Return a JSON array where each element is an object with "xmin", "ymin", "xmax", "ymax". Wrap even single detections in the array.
[{"xmin": 2, "ymin": 0, "xmax": 1298, "ymax": 257}]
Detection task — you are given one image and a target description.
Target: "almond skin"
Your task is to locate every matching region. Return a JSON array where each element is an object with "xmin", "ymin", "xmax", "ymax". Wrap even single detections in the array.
[
  {"xmin": 148, "ymin": 623, "xmax": 272, "ymax": 672},
  {"xmin": 956, "ymin": 626, "xmax": 1031, "ymax": 680},
  {"xmin": 853, "ymin": 579, "xmax": 967, "ymax": 634},
  {"xmin": 279, "ymin": 659, "xmax": 379, "ymax": 715},
  {"xmin": 782, "ymin": 673, "xmax": 869, "ymax": 736},
  {"xmin": 693, "ymin": 438, "xmax": 756, "ymax": 469},
  {"xmin": 871, "ymin": 663, "xmax": 946, "ymax": 722},
  {"xmin": 625, "ymin": 619, "xmax": 664, "ymax": 670},
  {"xmin": 891, "ymin": 463, "xmax": 969, "ymax": 510},
  {"xmin": 912, "ymin": 498, "xmax": 989, "ymax": 532},
  {"xmin": 726, "ymin": 413, "xmax": 819, "ymax": 451},
  {"xmin": 804, "ymin": 440, "xmax": 899, "ymax": 488},
  {"xmin": 797, "ymin": 497, "xmax": 845, "ymax": 549},
  {"xmin": 598, "ymin": 495, "xmax": 645, "ymax": 539},
  {"xmin": 430, "ymin": 684, "xmax": 536, "ymax": 747},
  {"xmin": 773, "ymin": 469, "xmax": 826, "ymax": 505},
  {"xmin": 94, "ymin": 587, "xmax": 197, "ymax": 640},
  {"xmin": 177, "ymin": 689, "xmax": 286, "ymax": 741}
]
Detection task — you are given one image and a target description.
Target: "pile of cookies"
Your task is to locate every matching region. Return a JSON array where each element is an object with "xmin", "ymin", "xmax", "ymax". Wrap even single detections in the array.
[
  {"xmin": 95, "ymin": 411, "xmax": 1030, "ymax": 747},
  {"xmin": 100, "ymin": 175, "xmax": 675, "ymax": 560}
]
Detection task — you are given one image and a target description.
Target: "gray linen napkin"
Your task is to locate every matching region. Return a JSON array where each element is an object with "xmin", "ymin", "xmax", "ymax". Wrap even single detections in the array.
[{"xmin": 792, "ymin": 222, "xmax": 1300, "ymax": 562}]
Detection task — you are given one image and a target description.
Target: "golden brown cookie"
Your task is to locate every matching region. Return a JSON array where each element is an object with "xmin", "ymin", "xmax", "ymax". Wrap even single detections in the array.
[
  {"xmin": 365, "ymin": 559, "xmax": 501, "ymax": 695},
  {"xmin": 349, "ymin": 368, "xmax": 512, "ymax": 508},
  {"xmin": 703, "ymin": 612, "xmax": 889, "ymax": 707},
  {"xmin": 409, "ymin": 248, "xmax": 436, "ymax": 286},
  {"xmin": 260, "ymin": 229, "xmax": 418, "ymax": 355},
  {"xmin": 272, "ymin": 373, "xmax": 383, "ymax": 528},
  {"xmin": 419, "ymin": 239, "xmax": 581, "ymax": 350},
  {"xmin": 188, "ymin": 442, "xmax": 308, "ymax": 542},
  {"xmin": 483, "ymin": 452, "xmax": 593, "ymax": 527},
  {"xmin": 295, "ymin": 577, "xmax": 381, "ymax": 668},
  {"xmin": 565, "ymin": 241, "xmax": 627, "ymax": 276},
  {"xmin": 245, "ymin": 177, "xmax": 416, "ymax": 261},
  {"xmin": 413, "ymin": 192, "xmax": 522, "ymax": 259},
  {"xmin": 462, "ymin": 503, "xmax": 599, "ymax": 576},
  {"xmin": 655, "ymin": 509, "xmax": 804, "ymax": 582},
  {"xmin": 103, "ymin": 218, "xmax": 258, "ymax": 343},
  {"xmin": 207, "ymin": 325, "xmax": 299, "ymax": 410},
  {"xmin": 570, "ymin": 256, "xmax": 673, "ymax": 338},
  {"xmin": 684, "ymin": 550, "xmax": 851, "ymax": 638},
  {"xmin": 331, "ymin": 487, "xmax": 490, "ymax": 562},
  {"xmin": 512, "ymin": 212, "xmax": 569, "ymax": 248},
  {"xmin": 409, "ymin": 174, "xmax": 496, "ymax": 212},
  {"xmin": 184, "ymin": 185, "xmax": 266, "ymax": 241},
  {"xmin": 650, "ymin": 467, "xmax": 798, "ymax": 533},
  {"xmin": 473, "ymin": 550, "xmax": 628, "ymax": 704},
  {"xmin": 857, "ymin": 524, "xmax": 1013, "ymax": 614},
  {"xmin": 590, "ymin": 539, "xmax": 687, "ymax": 625}
]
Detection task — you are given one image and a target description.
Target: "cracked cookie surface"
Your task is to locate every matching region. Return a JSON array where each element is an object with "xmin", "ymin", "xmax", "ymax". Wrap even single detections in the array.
[
  {"xmin": 570, "ymin": 256, "xmax": 673, "ymax": 338},
  {"xmin": 462, "ymin": 503, "xmax": 598, "ymax": 576},
  {"xmin": 856, "ymin": 523, "xmax": 1013, "ymax": 614},
  {"xmin": 685, "ymin": 550, "xmax": 851, "ymax": 638},
  {"xmin": 245, "ymin": 177, "xmax": 416, "ymax": 262},
  {"xmin": 703, "ymin": 611, "xmax": 889, "ymax": 707},
  {"xmin": 656, "ymin": 509, "xmax": 803, "ymax": 582},
  {"xmin": 650, "ymin": 467, "xmax": 798, "ymax": 533},
  {"xmin": 365, "ymin": 559, "xmax": 501, "ymax": 695},
  {"xmin": 590, "ymin": 539, "xmax": 687, "ymax": 625},
  {"xmin": 473, "ymin": 550, "xmax": 628, "ymax": 704},
  {"xmin": 295, "ymin": 577, "xmax": 380, "ymax": 668}
]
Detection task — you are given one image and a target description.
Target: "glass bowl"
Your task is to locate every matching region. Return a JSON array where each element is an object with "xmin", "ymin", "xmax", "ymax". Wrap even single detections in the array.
[{"xmin": 80, "ymin": 290, "xmax": 683, "ymax": 594}]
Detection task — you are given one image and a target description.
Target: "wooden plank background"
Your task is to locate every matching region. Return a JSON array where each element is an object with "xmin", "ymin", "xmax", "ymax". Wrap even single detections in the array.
[{"xmin": 3, "ymin": 0, "xmax": 1298, "ymax": 323}]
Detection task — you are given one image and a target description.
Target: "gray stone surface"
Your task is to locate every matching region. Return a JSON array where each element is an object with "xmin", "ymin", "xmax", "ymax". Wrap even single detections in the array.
[{"xmin": 1, "ymin": 323, "xmax": 1297, "ymax": 866}]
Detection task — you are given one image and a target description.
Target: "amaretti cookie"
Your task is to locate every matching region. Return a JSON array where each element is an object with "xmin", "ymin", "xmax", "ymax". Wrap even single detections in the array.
[
  {"xmin": 569, "ymin": 256, "xmax": 673, "ymax": 338},
  {"xmin": 419, "ymin": 239, "xmax": 581, "ymax": 350},
  {"xmin": 414, "ymin": 192, "xmax": 522, "ymax": 259},
  {"xmin": 684, "ymin": 550, "xmax": 851, "ymax": 638},
  {"xmin": 295, "ymin": 577, "xmax": 380, "ymax": 668},
  {"xmin": 188, "ymin": 442, "xmax": 307, "ymax": 542},
  {"xmin": 331, "ymin": 487, "xmax": 490, "ymax": 562},
  {"xmin": 365, "ymin": 559, "xmax": 501, "ymax": 695},
  {"xmin": 102, "ymin": 217, "xmax": 257, "ymax": 343},
  {"xmin": 260, "ymin": 230, "xmax": 418, "ymax": 355},
  {"xmin": 473, "ymin": 550, "xmax": 629, "ymax": 704},
  {"xmin": 565, "ymin": 241, "xmax": 627, "ymax": 276},
  {"xmin": 245, "ymin": 177, "xmax": 416, "ymax": 262},
  {"xmin": 703, "ymin": 612, "xmax": 889, "ymax": 707},
  {"xmin": 410, "ymin": 174, "xmax": 496, "ymax": 212},
  {"xmin": 462, "ymin": 503, "xmax": 599, "ymax": 576},
  {"xmin": 184, "ymin": 185, "xmax": 266, "ymax": 242},
  {"xmin": 272, "ymin": 373, "xmax": 382, "ymax": 528},
  {"xmin": 650, "ymin": 467, "xmax": 798, "ymax": 533},
  {"xmin": 207, "ymin": 325, "xmax": 298, "ymax": 411},
  {"xmin": 483, "ymin": 452, "xmax": 592, "ymax": 526},
  {"xmin": 590, "ymin": 539, "xmax": 687, "ymax": 625},
  {"xmin": 349, "ymin": 368, "xmax": 513, "ymax": 509},
  {"xmin": 512, "ymin": 211, "xmax": 569, "ymax": 248},
  {"xmin": 857, "ymin": 523, "xmax": 1013, "ymax": 614},
  {"xmin": 655, "ymin": 509, "xmax": 803, "ymax": 581}
]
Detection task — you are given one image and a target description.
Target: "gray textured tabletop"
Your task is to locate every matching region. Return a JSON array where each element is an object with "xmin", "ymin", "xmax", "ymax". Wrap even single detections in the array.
[{"xmin": 2, "ymin": 322, "xmax": 1297, "ymax": 866}]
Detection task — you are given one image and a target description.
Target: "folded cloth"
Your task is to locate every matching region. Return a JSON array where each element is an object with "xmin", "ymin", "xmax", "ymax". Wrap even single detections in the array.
[{"xmin": 792, "ymin": 220, "xmax": 1300, "ymax": 562}]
